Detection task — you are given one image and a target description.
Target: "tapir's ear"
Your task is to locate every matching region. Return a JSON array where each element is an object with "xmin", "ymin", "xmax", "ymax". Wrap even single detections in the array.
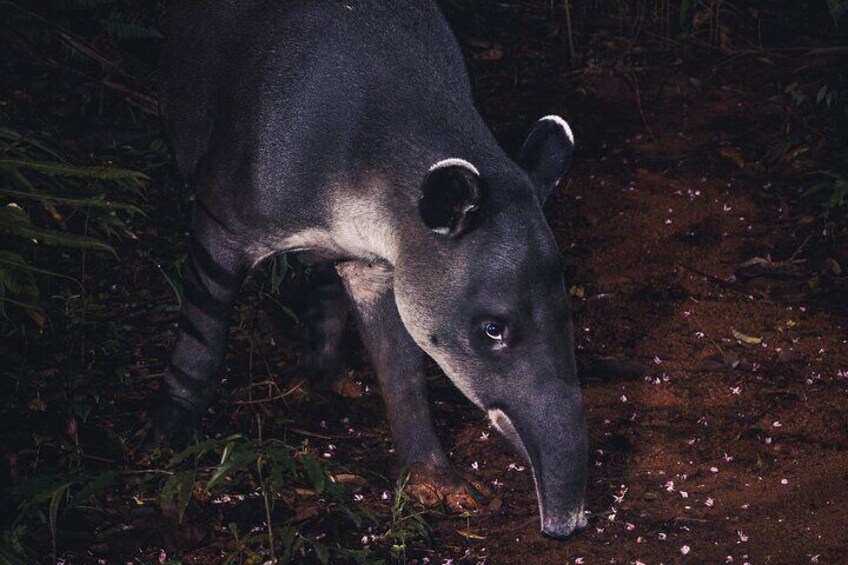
[
  {"xmin": 517, "ymin": 115, "xmax": 575, "ymax": 204},
  {"xmin": 419, "ymin": 159, "xmax": 484, "ymax": 238}
]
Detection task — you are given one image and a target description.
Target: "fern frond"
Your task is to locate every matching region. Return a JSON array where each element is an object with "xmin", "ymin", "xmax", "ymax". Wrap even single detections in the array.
[
  {"xmin": 0, "ymin": 187, "xmax": 144, "ymax": 214},
  {"xmin": 102, "ymin": 10, "xmax": 163, "ymax": 40},
  {"xmin": 0, "ymin": 205, "xmax": 116, "ymax": 255},
  {"xmin": 0, "ymin": 158, "xmax": 148, "ymax": 181}
]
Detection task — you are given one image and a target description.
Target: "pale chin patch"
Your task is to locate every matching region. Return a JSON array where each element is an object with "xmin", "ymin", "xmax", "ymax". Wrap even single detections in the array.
[
  {"xmin": 487, "ymin": 408, "xmax": 530, "ymax": 461},
  {"xmin": 428, "ymin": 157, "xmax": 480, "ymax": 176},
  {"xmin": 539, "ymin": 114, "xmax": 575, "ymax": 145}
]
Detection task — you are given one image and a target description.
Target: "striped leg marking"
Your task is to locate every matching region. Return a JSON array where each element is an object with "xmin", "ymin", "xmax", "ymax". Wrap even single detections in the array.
[{"xmin": 161, "ymin": 232, "xmax": 246, "ymax": 419}]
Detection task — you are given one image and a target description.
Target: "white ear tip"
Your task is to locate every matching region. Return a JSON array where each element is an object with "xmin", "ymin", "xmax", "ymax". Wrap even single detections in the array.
[
  {"xmin": 540, "ymin": 115, "xmax": 574, "ymax": 145},
  {"xmin": 428, "ymin": 157, "xmax": 480, "ymax": 176}
]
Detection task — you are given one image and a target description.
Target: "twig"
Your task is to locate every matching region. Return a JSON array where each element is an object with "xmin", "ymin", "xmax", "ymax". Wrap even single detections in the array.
[
  {"xmin": 679, "ymin": 264, "xmax": 736, "ymax": 289},
  {"xmin": 807, "ymin": 47, "xmax": 848, "ymax": 55},
  {"xmin": 680, "ymin": 266, "xmax": 768, "ymax": 305},
  {"xmin": 231, "ymin": 378, "xmax": 307, "ymax": 405},
  {"xmin": 673, "ymin": 517, "xmax": 709, "ymax": 523},
  {"xmin": 563, "ymin": 0, "xmax": 575, "ymax": 61},
  {"xmin": 288, "ymin": 428, "xmax": 335, "ymax": 440},
  {"xmin": 256, "ymin": 414, "xmax": 277, "ymax": 564},
  {"xmin": 630, "ymin": 75, "xmax": 655, "ymax": 140},
  {"xmin": 788, "ymin": 234, "xmax": 814, "ymax": 261}
]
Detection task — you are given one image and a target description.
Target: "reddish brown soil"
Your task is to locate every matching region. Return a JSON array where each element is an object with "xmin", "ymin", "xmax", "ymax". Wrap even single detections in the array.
[{"xmin": 411, "ymin": 46, "xmax": 848, "ymax": 565}]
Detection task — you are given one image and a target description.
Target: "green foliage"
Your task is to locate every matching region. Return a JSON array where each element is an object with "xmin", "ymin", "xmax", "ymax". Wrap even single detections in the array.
[
  {"xmin": 6, "ymin": 468, "xmax": 121, "ymax": 562},
  {"xmin": 387, "ymin": 471, "xmax": 429, "ymax": 561},
  {"xmin": 101, "ymin": 9, "xmax": 164, "ymax": 40},
  {"xmin": 825, "ymin": 0, "xmax": 848, "ymax": 25},
  {"xmin": 0, "ymin": 127, "xmax": 145, "ymax": 326},
  {"xmin": 4, "ymin": 431, "xmax": 404, "ymax": 562},
  {"xmin": 805, "ymin": 170, "xmax": 848, "ymax": 233},
  {"xmin": 160, "ymin": 434, "xmax": 384, "ymax": 563}
]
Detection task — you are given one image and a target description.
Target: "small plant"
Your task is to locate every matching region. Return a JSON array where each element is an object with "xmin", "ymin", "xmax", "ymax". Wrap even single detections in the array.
[
  {"xmin": 159, "ymin": 432, "xmax": 381, "ymax": 563},
  {"xmin": 0, "ymin": 127, "xmax": 145, "ymax": 327},
  {"xmin": 6, "ymin": 466, "xmax": 122, "ymax": 562},
  {"xmin": 825, "ymin": 0, "xmax": 848, "ymax": 26},
  {"xmin": 5, "ymin": 430, "xmax": 390, "ymax": 562},
  {"xmin": 804, "ymin": 170, "xmax": 848, "ymax": 234},
  {"xmin": 387, "ymin": 470, "xmax": 430, "ymax": 562}
]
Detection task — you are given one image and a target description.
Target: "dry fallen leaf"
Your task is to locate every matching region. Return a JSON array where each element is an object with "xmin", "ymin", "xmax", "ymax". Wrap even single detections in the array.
[
  {"xmin": 293, "ymin": 503, "xmax": 320, "ymax": 523},
  {"xmin": 332, "ymin": 473, "xmax": 368, "ymax": 490},
  {"xmin": 719, "ymin": 147, "xmax": 746, "ymax": 169},
  {"xmin": 456, "ymin": 529, "xmax": 487, "ymax": 541},
  {"xmin": 487, "ymin": 497, "xmax": 503, "ymax": 512},
  {"xmin": 732, "ymin": 329, "xmax": 762, "ymax": 345}
]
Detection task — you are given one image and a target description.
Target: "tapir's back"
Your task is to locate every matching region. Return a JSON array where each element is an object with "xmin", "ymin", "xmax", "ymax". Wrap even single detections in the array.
[{"xmin": 160, "ymin": 0, "xmax": 476, "ymax": 187}]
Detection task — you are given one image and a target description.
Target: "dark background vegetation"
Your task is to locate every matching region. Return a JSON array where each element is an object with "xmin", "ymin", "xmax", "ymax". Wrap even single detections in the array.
[{"xmin": 0, "ymin": 1, "xmax": 846, "ymax": 563}]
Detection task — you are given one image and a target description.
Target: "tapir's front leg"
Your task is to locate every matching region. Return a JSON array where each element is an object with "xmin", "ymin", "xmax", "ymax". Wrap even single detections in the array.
[{"xmin": 336, "ymin": 261, "xmax": 487, "ymax": 511}]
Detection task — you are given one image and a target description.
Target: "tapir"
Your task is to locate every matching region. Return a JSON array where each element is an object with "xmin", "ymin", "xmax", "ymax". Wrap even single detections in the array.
[{"xmin": 155, "ymin": 0, "xmax": 588, "ymax": 539}]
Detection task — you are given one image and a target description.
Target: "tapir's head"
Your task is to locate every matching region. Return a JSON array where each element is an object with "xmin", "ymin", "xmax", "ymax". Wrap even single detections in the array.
[{"xmin": 394, "ymin": 116, "xmax": 588, "ymax": 539}]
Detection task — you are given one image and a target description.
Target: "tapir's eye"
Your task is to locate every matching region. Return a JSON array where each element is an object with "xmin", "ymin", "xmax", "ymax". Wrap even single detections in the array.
[
  {"xmin": 483, "ymin": 321, "xmax": 504, "ymax": 341},
  {"xmin": 475, "ymin": 318, "xmax": 512, "ymax": 351}
]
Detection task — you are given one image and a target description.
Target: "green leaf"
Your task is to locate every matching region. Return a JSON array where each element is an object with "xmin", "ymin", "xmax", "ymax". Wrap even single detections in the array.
[
  {"xmin": 102, "ymin": 10, "xmax": 164, "ymax": 39},
  {"xmin": 67, "ymin": 471, "xmax": 120, "ymax": 509},
  {"xmin": 168, "ymin": 435, "xmax": 242, "ymax": 468},
  {"xmin": 0, "ymin": 128, "xmax": 66, "ymax": 161},
  {"xmin": 679, "ymin": 0, "xmax": 691, "ymax": 27},
  {"xmin": 337, "ymin": 504, "xmax": 363, "ymax": 528},
  {"xmin": 207, "ymin": 451, "xmax": 256, "ymax": 492},
  {"xmin": 825, "ymin": 0, "xmax": 848, "ymax": 25},
  {"xmin": 0, "ymin": 187, "xmax": 143, "ymax": 214},
  {"xmin": 279, "ymin": 526, "xmax": 298, "ymax": 563},
  {"xmin": 0, "ymin": 206, "xmax": 115, "ymax": 254},
  {"xmin": 48, "ymin": 483, "xmax": 71, "ymax": 553},
  {"xmin": 0, "ymin": 539, "xmax": 30, "ymax": 565},
  {"xmin": 313, "ymin": 542, "xmax": 330, "ymax": 564},
  {"xmin": 301, "ymin": 455, "xmax": 325, "ymax": 493},
  {"xmin": 0, "ymin": 251, "xmax": 42, "ymax": 297},
  {"xmin": 160, "ymin": 470, "xmax": 196, "ymax": 524}
]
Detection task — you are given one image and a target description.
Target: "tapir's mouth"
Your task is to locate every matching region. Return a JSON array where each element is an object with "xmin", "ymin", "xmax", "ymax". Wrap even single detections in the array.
[{"xmin": 541, "ymin": 505, "xmax": 589, "ymax": 539}]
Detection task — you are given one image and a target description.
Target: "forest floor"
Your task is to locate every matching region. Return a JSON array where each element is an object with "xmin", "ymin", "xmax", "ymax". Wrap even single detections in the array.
[
  {"xmin": 453, "ymin": 38, "xmax": 848, "ymax": 565},
  {"xmin": 2, "ymin": 2, "xmax": 847, "ymax": 564}
]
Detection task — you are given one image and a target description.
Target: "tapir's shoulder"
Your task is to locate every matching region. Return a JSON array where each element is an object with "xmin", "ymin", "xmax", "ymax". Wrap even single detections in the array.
[{"xmin": 163, "ymin": 0, "xmax": 472, "ymax": 181}]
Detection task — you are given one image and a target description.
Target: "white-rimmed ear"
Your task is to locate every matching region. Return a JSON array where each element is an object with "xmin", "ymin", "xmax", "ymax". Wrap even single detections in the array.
[
  {"xmin": 418, "ymin": 159, "xmax": 484, "ymax": 238},
  {"xmin": 517, "ymin": 115, "xmax": 575, "ymax": 204}
]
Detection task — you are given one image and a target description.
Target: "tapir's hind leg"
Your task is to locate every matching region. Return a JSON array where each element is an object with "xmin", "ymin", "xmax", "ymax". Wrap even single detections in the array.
[
  {"xmin": 336, "ymin": 261, "xmax": 489, "ymax": 512},
  {"xmin": 150, "ymin": 204, "xmax": 250, "ymax": 444},
  {"xmin": 301, "ymin": 261, "xmax": 360, "ymax": 397}
]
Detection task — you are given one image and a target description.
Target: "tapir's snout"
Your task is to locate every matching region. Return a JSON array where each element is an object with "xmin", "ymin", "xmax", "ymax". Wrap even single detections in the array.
[{"xmin": 488, "ymin": 374, "xmax": 588, "ymax": 540}]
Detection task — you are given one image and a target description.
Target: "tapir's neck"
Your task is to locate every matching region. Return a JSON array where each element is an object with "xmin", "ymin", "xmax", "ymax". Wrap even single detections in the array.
[{"xmin": 331, "ymin": 126, "xmax": 525, "ymax": 267}]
